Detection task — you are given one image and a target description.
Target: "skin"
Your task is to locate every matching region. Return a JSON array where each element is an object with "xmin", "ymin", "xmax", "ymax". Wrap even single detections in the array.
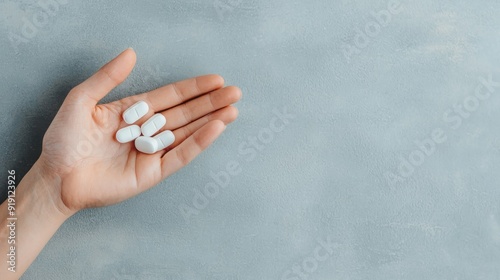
[{"xmin": 0, "ymin": 48, "xmax": 242, "ymax": 279}]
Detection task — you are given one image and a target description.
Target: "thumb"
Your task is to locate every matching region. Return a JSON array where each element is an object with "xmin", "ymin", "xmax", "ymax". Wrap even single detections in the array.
[{"xmin": 68, "ymin": 48, "xmax": 137, "ymax": 106}]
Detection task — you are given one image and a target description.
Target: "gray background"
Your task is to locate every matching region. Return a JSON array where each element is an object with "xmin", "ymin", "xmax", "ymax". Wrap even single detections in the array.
[{"xmin": 1, "ymin": 0, "xmax": 500, "ymax": 279}]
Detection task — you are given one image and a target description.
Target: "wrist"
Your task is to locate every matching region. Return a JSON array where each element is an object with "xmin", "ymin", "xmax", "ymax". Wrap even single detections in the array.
[
  {"xmin": 20, "ymin": 160, "xmax": 77, "ymax": 220},
  {"xmin": 0, "ymin": 160, "xmax": 74, "ymax": 278}
]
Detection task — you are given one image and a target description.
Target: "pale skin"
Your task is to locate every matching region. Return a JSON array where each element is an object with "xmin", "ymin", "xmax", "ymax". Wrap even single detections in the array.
[{"xmin": 0, "ymin": 48, "xmax": 242, "ymax": 279}]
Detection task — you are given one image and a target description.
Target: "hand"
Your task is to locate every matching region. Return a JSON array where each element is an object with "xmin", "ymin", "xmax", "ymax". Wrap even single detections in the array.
[
  {"xmin": 38, "ymin": 48, "xmax": 242, "ymax": 214},
  {"xmin": 1, "ymin": 48, "xmax": 242, "ymax": 279}
]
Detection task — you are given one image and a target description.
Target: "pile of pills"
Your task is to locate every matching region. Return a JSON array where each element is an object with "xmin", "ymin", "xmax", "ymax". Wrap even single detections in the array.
[{"xmin": 115, "ymin": 101, "xmax": 175, "ymax": 154}]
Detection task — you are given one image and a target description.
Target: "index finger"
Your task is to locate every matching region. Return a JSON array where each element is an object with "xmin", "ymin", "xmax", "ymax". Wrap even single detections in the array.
[{"xmin": 118, "ymin": 74, "xmax": 225, "ymax": 112}]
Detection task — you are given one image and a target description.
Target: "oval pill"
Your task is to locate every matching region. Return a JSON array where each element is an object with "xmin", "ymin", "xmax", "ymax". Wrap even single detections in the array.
[
  {"xmin": 135, "ymin": 136, "xmax": 159, "ymax": 154},
  {"xmin": 115, "ymin": 125, "xmax": 141, "ymax": 143},
  {"xmin": 154, "ymin": 130, "xmax": 175, "ymax": 150},
  {"xmin": 123, "ymin": 101, "xmax": 149, "ymax": 124},
  {"xmin": 141, "ymin": 113, "xmax": 167, "ymax": 137}
]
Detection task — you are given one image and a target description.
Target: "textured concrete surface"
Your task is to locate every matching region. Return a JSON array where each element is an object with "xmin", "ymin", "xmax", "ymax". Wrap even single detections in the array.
[{"xmin": 1, "ymin": 0, "xmax": 500, "ymax": 279}]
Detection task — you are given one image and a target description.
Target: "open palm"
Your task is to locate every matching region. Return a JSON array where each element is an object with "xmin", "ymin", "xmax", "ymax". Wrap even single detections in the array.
[{"xmin": 39, "ymin": 49, "xmax": 241, "ymax": 212}]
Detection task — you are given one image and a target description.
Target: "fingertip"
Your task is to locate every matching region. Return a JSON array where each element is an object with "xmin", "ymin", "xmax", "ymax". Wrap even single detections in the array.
[
  {"xmin": 122, "ymin": 48, "xmax": 137, "ymax": 67},
  {"xmin": 201, "ymin": 74, "xmax": 225, "ymax": 89},
  {"xmin": 202, "ymin": 120, "xmax": 226, "ymax": 139},
  {"xmin": 209, "ymin": 119, "xmax": 226, "ymax": 131},
  {"xmin": 213, "ymin": 86, "xmax": 242, "ymax": 108},
  {"xmin": 210, "ymin": 74, "xmax": 225, "ymax": 87},
  {"xmin": 102, "ymin": 48, "xmax": 137, "ymax": 79},
  {"xmin": 226, "ymin": 106, "xmax": 239, "ymax": 122},
  {"xmin": 225, "ymin": 86, "xmax": 242, "ymax": 102}
]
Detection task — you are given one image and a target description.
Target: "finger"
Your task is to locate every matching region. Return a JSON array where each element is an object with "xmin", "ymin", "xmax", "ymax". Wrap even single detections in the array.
[
  {"xmin": 70, "ymin": 48, "xmax": 137, "ymax": 105},
  {"xmin": 162, "ymin": 86, "xmax": 242, "ymax": 130},
  {"xmin": 169, "ymin": 106, "xmax": 238, "ymax": 148},
  {"xmin": 117, "ymin": 74, "xmax": 225, "ymax": 112},
  {"xmin": 161, "ymin": 120, "xmax": 226, "ymax": 178}
]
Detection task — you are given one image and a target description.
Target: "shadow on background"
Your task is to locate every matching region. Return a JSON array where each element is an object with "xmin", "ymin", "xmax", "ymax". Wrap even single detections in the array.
[{"xmin": 0, "ymin": 54, "xmax": 96, "ymax": 204}]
